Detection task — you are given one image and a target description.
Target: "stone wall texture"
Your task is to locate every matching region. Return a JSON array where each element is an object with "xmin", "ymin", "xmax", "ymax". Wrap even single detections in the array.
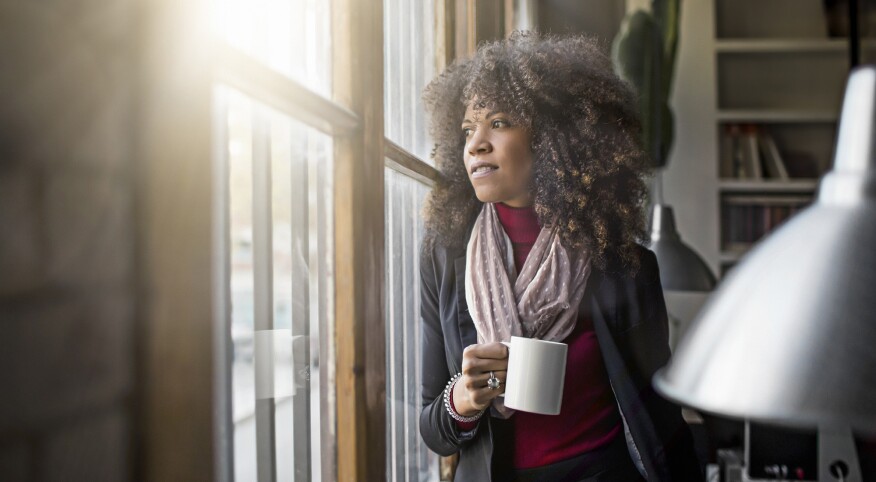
[{"xmin": 0, "ymin": 1, "xmax": 137, "ymax": 480}]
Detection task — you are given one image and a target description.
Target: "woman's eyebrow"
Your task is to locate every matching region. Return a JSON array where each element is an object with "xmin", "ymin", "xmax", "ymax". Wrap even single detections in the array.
[{"xmin": 462, "ymin": 111, "xmax": 502, "ymax": 124}]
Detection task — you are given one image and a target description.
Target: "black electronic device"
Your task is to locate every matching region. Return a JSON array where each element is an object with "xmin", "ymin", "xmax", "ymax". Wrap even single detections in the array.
[{"xmin": 745, "ymin": 421, "xmax": 817, "ymax": 481}]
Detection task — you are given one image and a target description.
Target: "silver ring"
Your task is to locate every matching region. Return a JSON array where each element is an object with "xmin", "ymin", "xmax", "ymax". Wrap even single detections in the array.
[{"xmin": 487, "ymin": 371, "xmax": 501, "ymax": 390}]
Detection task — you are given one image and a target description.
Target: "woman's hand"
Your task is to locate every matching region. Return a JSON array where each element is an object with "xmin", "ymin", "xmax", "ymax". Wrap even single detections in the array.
[{"xmin": 452, "ymin": 342, "xmax": 509, "ymax": 416}]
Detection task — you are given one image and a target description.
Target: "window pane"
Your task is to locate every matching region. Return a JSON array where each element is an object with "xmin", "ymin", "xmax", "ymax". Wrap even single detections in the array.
[
  {"xmin": 213, "ymin": 0, "xmax": 332, "ymax": 96},
  {"xmin": 384, "ymin": 168, "xmax": 438, "ymax": 482},
  {"xmin": 221, "ymin": 86, "xmax": 334, "ymax": 482},
  {"xmin": 384, "ymin": 0, "xmax": 436, "ymax": 162}
]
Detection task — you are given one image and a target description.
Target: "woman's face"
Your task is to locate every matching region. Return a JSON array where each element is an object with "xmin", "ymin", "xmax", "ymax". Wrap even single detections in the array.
[{"xmin": 461, "ymin": 102, "xmax": 534, "ymax": 207}]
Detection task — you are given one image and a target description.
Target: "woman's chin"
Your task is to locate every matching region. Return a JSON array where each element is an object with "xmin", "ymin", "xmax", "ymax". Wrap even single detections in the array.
[{"xmin": 473, "ymin": 191, "xmax": 502, "ymax": 204}]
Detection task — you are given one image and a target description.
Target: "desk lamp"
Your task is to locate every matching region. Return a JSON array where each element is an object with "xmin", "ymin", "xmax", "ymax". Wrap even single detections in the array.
[{"xmin": 655, "ymin": 66, "xmax": 876, "ymax": 481}]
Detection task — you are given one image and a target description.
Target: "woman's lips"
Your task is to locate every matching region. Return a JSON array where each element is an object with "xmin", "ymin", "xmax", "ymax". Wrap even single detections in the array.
[{"xmin": 471, "ymin": 166, "xmax": 498, "ymax": 179}]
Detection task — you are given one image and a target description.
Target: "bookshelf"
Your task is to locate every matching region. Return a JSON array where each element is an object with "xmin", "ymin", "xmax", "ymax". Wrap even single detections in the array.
[
  {"xmin": 718, "ymin": 180, "xmax": 818, "ymax": 193},
  {"xmin": 709, "ymin": 0, "xmax": 862, "ymax": 276},
  {"xmin": 662, "ymin": 0, "xmax": 875, "ymax": 281},
  {"xmin": 715, "ymin": 110, "xmax": 837, "ymax": 123}
]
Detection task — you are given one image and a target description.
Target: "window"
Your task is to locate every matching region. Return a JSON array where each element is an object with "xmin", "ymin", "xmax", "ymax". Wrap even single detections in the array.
[
  {"xmin": 382, "ymin": 2, "xmax": 442, "ymax": 481},
  {"xmin": 384, "ymin": 169, "xmax": 434, "ymax": 481},
  {"xmin": 134, "ymin": 0, "xmax": 517, "ymax": 478},
  {"xmin": 208, "ymin": 0, "xmax": 512, "ymax": 480},
  {"xmin": 212, "ymin": 0, "xmax": 331, "ymax": 94},
  {"xmin": 384, "ymin": 0, "xmax": 436, "ymax": 161},
  {"xmin": 212, "ymin": 0, "xmax": 338, "ymax": 480},
  {"xmin": 220, "ymin": 87, "xmax": 333, "ymax": 481}
]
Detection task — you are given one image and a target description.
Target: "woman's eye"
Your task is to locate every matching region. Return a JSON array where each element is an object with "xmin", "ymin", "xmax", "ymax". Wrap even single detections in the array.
[
  {"xmin": 491, "ymin": 119, "xmax": 509, "ymax": 128},
  {"xmin": 462, "ymin": 127, "xmax": 473, "ymax": 137}
]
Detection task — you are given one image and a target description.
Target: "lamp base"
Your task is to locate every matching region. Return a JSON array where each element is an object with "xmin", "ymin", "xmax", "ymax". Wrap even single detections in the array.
[
  {"xmin": 819, "ymin": 425, "xmax": 862, "ymax": 482},
  {"xmin": 740, "ymin": 422, "xmax": 862, "ymax": 481}
]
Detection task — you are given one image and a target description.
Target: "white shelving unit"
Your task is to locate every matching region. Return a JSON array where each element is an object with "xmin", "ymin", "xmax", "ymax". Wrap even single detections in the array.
[
  {"xmin": 715, "ymin": 38, "xmax": 848, "ymax": 53},
  {"xmin": 715, "ymin": 110, "xmax": 838, "ymax": 123},
  {"xmin": 718, "ymin": 180, "xmax": 819, "ymax": 193},
  {"xmin": 711, "ymin": 1, "xmax": 853, "ymax": 275},
  {"xmin": 664, "ymin": 0, "xmax": 855, "ymax": 279}
]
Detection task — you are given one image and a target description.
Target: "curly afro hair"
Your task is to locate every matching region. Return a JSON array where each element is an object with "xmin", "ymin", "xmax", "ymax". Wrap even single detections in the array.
[{"xmin": 421, "ymin": 30, "xmax": 651, "ymax": 271}]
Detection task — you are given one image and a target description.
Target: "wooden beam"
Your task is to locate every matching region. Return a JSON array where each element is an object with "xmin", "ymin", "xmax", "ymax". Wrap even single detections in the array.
[
  {"xmin": 453, "ymin": 0, "xmax": 477, "ymax": 59},
  {"xmin": 505, "ymin": 0, "xmax": 515, "ymax": 37},
  {"xmin": 216, "ymin": 44, "xmax": 360, "ymax": 137},
  {"xmin": 333, "ymin": 0, "xmax": 386, "ymax": 480},
  {"xmin": 435, "ymin": 0, "xmax": 456, "ymax": 70},
  {"xmin": 384, "ymin": 141, "xmax": 441, "ymax": 187},
  {"xmin": 135, "ymin": 0, "xmax": 217, "ymax": 480}
]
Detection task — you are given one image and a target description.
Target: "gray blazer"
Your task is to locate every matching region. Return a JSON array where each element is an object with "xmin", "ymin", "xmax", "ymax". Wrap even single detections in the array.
[{"xmin": 418, "ymin": 229, "xmax": 702, "ymax": 481}]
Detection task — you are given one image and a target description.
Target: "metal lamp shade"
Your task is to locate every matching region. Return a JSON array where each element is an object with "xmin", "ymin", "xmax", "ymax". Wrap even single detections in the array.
[
  {"xmin": 649, "ymin": 204, "xmax": 717, "ymax": 291},
  {"xmin": 654, "ymin": 66, "xmax": 876, "ymax": 434}
]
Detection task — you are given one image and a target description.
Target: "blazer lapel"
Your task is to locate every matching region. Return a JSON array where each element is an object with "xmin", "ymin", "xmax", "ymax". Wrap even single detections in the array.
[
  {"xmin": 453, "ymin": 216, "xmax": 480, "ymax": 358},
  {"xmin": 455, "ymin": 255, "xmax": 479, "ymax": 354}
]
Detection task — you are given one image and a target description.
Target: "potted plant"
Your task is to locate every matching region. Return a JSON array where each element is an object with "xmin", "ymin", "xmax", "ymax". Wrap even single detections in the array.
[
  {"xmin": 612, "ymin": 0, "xmax": 716, "ymax": 295},
  {"xmin": 611, "ymin": 0, "xmax": 679, "ymax": 169}
]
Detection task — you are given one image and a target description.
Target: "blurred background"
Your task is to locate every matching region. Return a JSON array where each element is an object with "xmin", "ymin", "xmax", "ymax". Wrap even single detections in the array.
[{"xmin": 1, "ymin": 0, "xmax": 873, "ymax": 481}]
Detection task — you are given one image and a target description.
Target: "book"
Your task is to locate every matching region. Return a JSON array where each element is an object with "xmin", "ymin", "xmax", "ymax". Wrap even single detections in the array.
[
  {"xmin": 758, "ymin": 132, "xmax": 790, "ymax": 180},
  {"xmin": 741, "ymin": 124, "xmax": 762, "ymax": 180},
  {"xmin": 721, "ymin": 125, "xmax": 737, "ymax": 178}
]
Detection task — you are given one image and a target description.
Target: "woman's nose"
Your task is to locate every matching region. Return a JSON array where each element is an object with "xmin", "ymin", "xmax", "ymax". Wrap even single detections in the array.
[{"xmin": 467, "ymin": 132, "xmax": 492, "ymax": 156}]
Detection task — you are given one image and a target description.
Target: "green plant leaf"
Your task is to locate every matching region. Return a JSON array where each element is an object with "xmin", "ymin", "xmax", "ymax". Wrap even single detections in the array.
[{"xmin": 612, "ymin": 0, "xmax": 681, "ymax": 168}]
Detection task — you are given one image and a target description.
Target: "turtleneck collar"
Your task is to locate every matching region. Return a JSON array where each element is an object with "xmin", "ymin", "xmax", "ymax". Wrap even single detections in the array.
[
  {"xmin": 494, "ymin": 203, "xmax": 541, "ymax": 271},
  {"xmin": 494, "ymin": 202, "xmax": 541, "ymax": 244}
]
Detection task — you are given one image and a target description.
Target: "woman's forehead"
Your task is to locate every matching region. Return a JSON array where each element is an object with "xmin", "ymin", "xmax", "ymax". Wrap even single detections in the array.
[
  {"xmin": 463, "ymin": 95, "xmax": 514, "ymax": 119},
  {"xmin": 463, "ymin": 101, "xmax": 494, "ymax": 120},
  {"xmin": 461, "ymin": 101, "xmax": 529, "ymax": 129}
]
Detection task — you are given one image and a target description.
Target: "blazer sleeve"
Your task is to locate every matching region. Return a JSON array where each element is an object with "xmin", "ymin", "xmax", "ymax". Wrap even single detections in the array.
[
  {"xmin": 418, "ymin": 244, "xmax": 483, "ymax": 457},
  {"xmin": 622, "ymin": 248, "xmax": 673, "ymax": 378},
  {"xmin": 626, "ymin": 248, "xmax": 703, "ymax": 481}
]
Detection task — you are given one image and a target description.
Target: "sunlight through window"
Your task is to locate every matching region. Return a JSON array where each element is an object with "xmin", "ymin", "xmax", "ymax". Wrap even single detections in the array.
[{"xmin": 212, "ymin": 0, "xmax": 332, "ymax": 96}]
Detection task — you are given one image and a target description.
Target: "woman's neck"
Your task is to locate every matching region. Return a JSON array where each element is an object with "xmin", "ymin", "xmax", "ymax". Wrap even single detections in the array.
[{"xmin": 494, "ymin": 202, "xmax": 540, "ymax": 242}]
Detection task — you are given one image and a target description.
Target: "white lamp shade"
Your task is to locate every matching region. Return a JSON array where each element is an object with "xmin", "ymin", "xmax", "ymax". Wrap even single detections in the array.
[{"xmin": 654, "ymin": 66, "xmax": 876, "ymax": 435}]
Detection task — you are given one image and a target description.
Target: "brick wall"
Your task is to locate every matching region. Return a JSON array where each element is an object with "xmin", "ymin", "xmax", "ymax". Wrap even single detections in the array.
[{"xmin": 0, "ymin": 1, "xmax": 137, "ymax": 480}]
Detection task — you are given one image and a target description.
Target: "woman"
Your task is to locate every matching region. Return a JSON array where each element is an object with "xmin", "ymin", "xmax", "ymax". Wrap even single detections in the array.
[{"xmin": 418, "ymin": 32, "xmax": 702, "ymax": 481}]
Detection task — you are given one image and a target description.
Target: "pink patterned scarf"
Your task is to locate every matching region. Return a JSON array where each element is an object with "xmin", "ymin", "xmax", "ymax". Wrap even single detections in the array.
[{"xmin": 465, "ymin": 202, "xmax": 591, "ymax": 344}]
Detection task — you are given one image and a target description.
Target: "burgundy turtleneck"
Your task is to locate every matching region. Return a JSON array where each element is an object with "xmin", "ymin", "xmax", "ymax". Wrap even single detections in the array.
[
  {"xmin": 493, "ymin": 202, "xmax": 542, "ymax": 272},
  {"xmin": 451, "ymin": 202, "xmax": 622, "ymax": 469}
]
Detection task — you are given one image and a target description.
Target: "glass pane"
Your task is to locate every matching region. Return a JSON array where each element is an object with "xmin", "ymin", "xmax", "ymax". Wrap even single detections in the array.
[
  {"xmin": 383, "ymin": 0, "xmax": 436, "ymax": 162},
  {"xmin": 221, "ymin": 86, "xmax": 334, "ymax": 482},
  {"xmin": 212, "ymin": 0, "xmax": 332, "ymax": 96},
  {"xmin": 384, "ymin": 168, "xmax": 438, "ymax": 482}
]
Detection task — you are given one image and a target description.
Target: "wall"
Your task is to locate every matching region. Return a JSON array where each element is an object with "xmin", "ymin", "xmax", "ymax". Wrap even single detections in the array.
[
  {"xmin": 0, "ymin": 1, "xmax": 137, "ymax": 480},
  {"xmin": 538, "ymin": 0, "xmax": 626, "ymax": 46},
  {"xmin": 664, "ymin": 0, "xmax": 720, "ymax": 275}
]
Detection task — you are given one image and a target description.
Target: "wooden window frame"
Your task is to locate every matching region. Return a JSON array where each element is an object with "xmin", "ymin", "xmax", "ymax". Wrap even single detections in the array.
[{"xmin": 137, "ymin": 0, "xmax": 510, "ymax": 480}]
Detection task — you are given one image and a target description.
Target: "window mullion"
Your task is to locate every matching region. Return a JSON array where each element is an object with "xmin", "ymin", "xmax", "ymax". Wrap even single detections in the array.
[
  {"xmin": 212, "ymin": 85, "xmax": 236, "ymax": 482},
  {"xmin": 251, "ymin": 109, "xmax": 278, "ymax": 482},
  {"xmin": 384, "ymin": 139, "xmax": 441, "ymax": 187},
  {"xmin": 216, "ymin": 44, "xmax": 360, "ymax": 137},
  {"xmin": 288, "ymin": 128, "xmax": 312, "ymax": 482},
  {"xmin": 333, "ymin": 0, "xmax": 386, "ymax": 479}
]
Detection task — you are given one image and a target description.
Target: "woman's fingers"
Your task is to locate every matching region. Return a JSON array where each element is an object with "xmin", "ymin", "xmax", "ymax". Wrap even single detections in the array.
[
  {"xmin": 461, "ymin": 370, "xmax": 507, "ymax": 411},
  {"xmin": 457, "ymin": 342, "xmax": 511, "ymax": 411},
  {"xmin": 462, "ymin": 357, "xmax": 509, "ymax": 376},
  {"xmin": 463, "ymin": 342, "xmax": 509, "ymax": 360},
  {"xmin": 462, "ymin": 371, "xmax": 507, "ymax": 390},
  {"xmin": 461, "ymin": 343, "xmax": 509, "ymax": 375},
  {"xmin": 468, "ymin": 383, "xmax": 507, "ymax": 408}
]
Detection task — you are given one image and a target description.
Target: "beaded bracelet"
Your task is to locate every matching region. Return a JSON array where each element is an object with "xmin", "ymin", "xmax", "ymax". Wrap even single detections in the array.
[{"xmin": 443, "ymin": 372, "xmax": 485, "ymax": 423}]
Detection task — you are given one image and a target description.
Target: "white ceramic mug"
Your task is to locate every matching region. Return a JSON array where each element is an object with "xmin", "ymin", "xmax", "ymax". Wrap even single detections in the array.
[{"xmin": 500, "ymin": 336, "xmax": 568, "ymax": 415}]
